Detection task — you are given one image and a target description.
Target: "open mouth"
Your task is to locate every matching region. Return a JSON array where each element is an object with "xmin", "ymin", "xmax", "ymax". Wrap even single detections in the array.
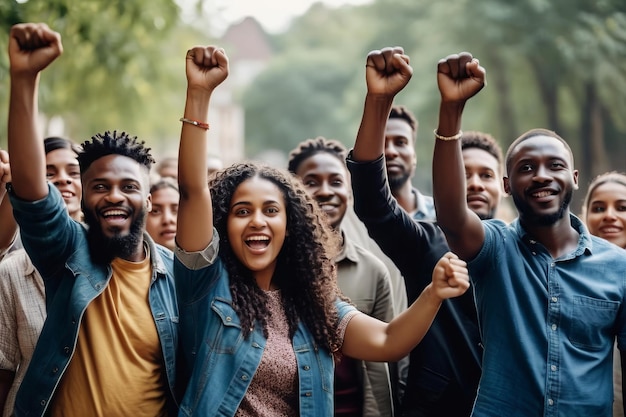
[
  {"xmin": 245, "ymin": 235, "xmax": 270, "ymax": 249},
  {"xmin": 101, "ymin": 208, "xmax": 129, "ymax": 225}
]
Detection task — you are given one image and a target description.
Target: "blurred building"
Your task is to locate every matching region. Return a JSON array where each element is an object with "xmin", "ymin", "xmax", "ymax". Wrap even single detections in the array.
[{"xmin": 212, "ymin": 17, "xmax": 274, "ymax": 166}]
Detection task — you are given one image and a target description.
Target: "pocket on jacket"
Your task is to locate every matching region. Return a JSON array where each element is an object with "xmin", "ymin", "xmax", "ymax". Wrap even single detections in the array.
[{"xmin": 568, "ymin": 295, "xmax": 619, "ymax": 351}]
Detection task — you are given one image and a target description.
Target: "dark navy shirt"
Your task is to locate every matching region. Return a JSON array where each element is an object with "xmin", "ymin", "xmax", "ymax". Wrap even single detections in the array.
[{"xmin": 347, "ymin": 154, "xmax": 482, "ymax": 417}]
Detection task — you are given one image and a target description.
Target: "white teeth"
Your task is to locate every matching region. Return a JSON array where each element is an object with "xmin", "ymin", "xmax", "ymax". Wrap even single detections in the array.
[
  {"xmin": 533, "ymin": 191, "xmax": 552, "ymax": 198},
  {"xmin": 320, "ymin": 204, "xmax": 334, "ymax": 211},
  {"xmin": 103, "ymin": 209, "xmax": 126, "ymax": 217},
  {"xmin": 246, "ymin": 236, "xmax": 269, "ymax": 242},
  {"xmin": 61, "ymin": 192, "xmax": 73, "ymax": 198}
]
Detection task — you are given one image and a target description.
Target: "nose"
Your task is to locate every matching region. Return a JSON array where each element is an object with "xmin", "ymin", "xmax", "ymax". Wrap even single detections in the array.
[
  {"xmin": 52, "ymin": 170, "xmax": 73, "ymax": 186},
  {"xmin": 532, "ymin": 165, "xmax": 552, "ymax": 184},
  {"xmin": 384, "ymin": 141, "xmax": 398, "ymax": 159},
  {"xmin": 104, "ymin": 186, "xmax": 124, "ymax": 204},
  {"xmin": 249, "ymin": 210, "xmax": 267, "ymax": 228},
  {"xmin": 162, "ymin": 208, "xmax": 176, "ymax": 224},
  {"xmin": 315, "ymin": 181, "xmax": 333, "ymax": 199},
  {"xmin": 466, "ymin": 173, "xmax": 485, "ymax": 191},
  {"xmin": 603, "ymin": 207, "xmax": 618, "ymax": 220}
]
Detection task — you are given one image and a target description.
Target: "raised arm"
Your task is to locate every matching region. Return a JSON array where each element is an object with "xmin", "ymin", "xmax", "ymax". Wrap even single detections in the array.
[
  {"xmin": 342, "ymin": 252, "xmax": 469, "ymax": 361},
  {"xmin": 0, "ymin": 150, "xmax": 18, "ymax": 255},
  {"xmin": 432, "ymin": 52, "xmax": 486, "ymax": 260},
  {"xmin": 176, "ymin": 46, "xmax": 229, "ymax": 251},
  {"xmin": 8, "ymin": 23, "xmax": 63, "ymax": 201},
  {"xmin": 351, "ymin": 47, "xmax": 412, "ymax": 162}
]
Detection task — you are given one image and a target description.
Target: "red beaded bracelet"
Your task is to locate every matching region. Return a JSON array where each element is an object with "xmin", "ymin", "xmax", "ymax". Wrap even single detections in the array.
[{"xmin": 180, "ymin": 117, "xmax": 210, "ymax": 130}]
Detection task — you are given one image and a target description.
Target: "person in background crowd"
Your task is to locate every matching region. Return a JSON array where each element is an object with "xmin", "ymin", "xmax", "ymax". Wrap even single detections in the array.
[
  {"xmin": 289, "ymin": 136, "xmax": 396, "ymax": 416},
  {"xmin": 0, "ymin": 137, "xmax": 83, "ymax": 417},
  {"xmin": 348, "ymin": 46, "xmax": 504, "ymax": 416},
  {"xmin": 147, "ymin": 177, "xmax": 179, "ymax": 251},
  {"xmin": 582, "ymin": 171, "xmax": 626, "ymax": 417}
]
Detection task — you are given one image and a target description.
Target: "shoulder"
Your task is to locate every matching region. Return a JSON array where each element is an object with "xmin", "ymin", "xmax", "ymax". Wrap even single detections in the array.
[{"xmin": 0, "ymin": 248, "xmax": 35, "ymax": 277}]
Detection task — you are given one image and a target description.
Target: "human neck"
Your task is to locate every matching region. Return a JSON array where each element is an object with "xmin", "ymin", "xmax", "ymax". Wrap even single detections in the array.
[{"xmin": 392, "ymin": 182, "xmax": 417, "ymax": 214}]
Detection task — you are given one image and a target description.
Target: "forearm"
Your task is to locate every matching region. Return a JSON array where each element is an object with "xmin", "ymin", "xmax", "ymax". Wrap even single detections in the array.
[
  {"xmin": 177, "ymin": 88, "xmax": 214, "ymax": 251},
  {"xmin": 343, "ymin": 285, "xmax": 442, "ymax": 362},
  {"xmin": 8, "ymin": 75, "xmax": 47, "ymax": 200},
  {"xmin": 382, "ymin": 285, "xmax": 441, "ymax": 359},
  {"xmin": 432, "ymin": 101, "xmax": 470, "ymax": 234},
  {"xmin": 352, "ymin": 93, "xmax": 394, "ymax": 162}
]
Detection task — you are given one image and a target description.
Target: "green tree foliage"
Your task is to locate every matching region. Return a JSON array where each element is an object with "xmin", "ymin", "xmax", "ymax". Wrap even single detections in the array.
[{"xmin": 0, "ymin": 0, "xmax": 205, "ymax": 154}]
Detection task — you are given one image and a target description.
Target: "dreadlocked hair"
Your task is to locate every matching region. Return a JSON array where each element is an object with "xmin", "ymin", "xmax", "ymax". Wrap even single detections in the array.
[
  {"xmin": 78, "ymin": 130, "xmax": 155, "ymax": 174},
  {"xmin": 209, "ymin": 161, "xmax": 344, "ymax": 353},
  {"xmin": 287, "ymin": 136, "xmax": 347, "ymax": 174}
]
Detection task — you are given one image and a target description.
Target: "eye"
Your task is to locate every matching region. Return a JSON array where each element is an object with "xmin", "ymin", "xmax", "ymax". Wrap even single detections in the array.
[
  {"xmin": 550, "ymin": 161, "xmax": 566, "ymax": 169},
  {"xmin": 304, "ymin": 180, "xmax": 318, "ymax": 187},
  {"xmin": 150, "ymin": 207, "xmax": 163, "ymax": 215},
  {"xmin": 93, "ymin": 184, "xmax": 106, "ymax": 191},
  {"xmin": 617, "ymin": 203, "xmax": 626, "ymax": 212},
  {"xmin": 265, "ymin": 206, "xmax": 280, "ymax": 215},
  {"xmin": 519, "ymin": 164, "xmax": 533, "ymax": 173},
  {"xmin": 123, "ymin": 183, "xmax": 140, "ymax": 191},
  {"xmin": 590, "ymin": 205, "xmax": 605, "ymax": 213},
  {"xmin": 234, "ymin": 208, "xmax": 250, "ymax": 216},
  {"xmin": 70, "ymin": 170, "xmax": 81, "ymax": 178},
  {"xmin": 46, "ymin": 171, "xmax": 55, "ymax": 179}
]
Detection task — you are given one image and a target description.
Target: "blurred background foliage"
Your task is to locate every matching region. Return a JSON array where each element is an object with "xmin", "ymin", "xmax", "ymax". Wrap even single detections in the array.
[{"xmin": 1, "ymin": 0, "xmax": 625, "ymax": 213}]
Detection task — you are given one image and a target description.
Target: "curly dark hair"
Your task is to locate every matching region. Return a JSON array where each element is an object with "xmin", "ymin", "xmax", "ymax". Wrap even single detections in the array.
[
  {"xmin": 209, "ymin": 161, "xmax": 344, "ymax": 353},
  {"xmin": 461, "ymin": 131, "xmax": 503, "ymax": 172},
  {"xmin": 389, "ymin": 104, "xmax": 418, "ymax": 140},
  {"xmin": 78, "ymin": 130, "xmax": 155, "ymax": 174},
  {"xmin": 287, "ymin": 136, "xmax": 347, "ymax": 175}
]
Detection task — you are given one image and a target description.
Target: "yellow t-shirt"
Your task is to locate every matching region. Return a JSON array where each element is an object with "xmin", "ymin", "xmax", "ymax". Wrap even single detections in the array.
[{"xmin": 50, "ymin": 251, "xmax": 167, "ymax": 417}]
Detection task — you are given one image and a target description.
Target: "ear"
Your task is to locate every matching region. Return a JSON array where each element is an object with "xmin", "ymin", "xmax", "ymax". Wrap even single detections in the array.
[
  {"xmin": 572, "ymin": 169, "xmax": 579, "ymax": 190},
  {"xmin": 146, "ymin": 193, "xmax": 152, "ymax": 213},
  {"xmin": 503, "ymin": 177, "xmax": 512, "ymax": 195}
]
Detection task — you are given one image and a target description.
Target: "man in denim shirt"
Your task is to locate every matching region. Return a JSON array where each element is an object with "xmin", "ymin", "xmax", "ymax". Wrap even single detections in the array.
[
  {"xmin": 432, "ymin": 52, "xmax": 626, "ymax": 416},
  {"xmin": 6, "ymin": 23, "xmax": 178, "ymax": 416}
]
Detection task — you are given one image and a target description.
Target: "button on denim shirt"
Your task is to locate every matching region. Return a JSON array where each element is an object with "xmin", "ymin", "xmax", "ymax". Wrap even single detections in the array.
[
  {"xmin": 175, "ymin": 231, "xmax": 356, "ymax": 417},
  {"xmin": 9, "ymin": 185, "xmax": 179, "ymax": 417},
  {"xmin": 469, "ymin": 215, "xmax": 626, "ymax": 417}
]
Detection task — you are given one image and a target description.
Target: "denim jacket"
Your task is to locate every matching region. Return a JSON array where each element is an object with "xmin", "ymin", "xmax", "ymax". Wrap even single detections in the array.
[
  {"xmin": 8, "ymin": 184, "xmax": 179, "ymax": 417},
  {"xmin": 175, "ymin": 232, "xmax": 356, "ymax": 417}
]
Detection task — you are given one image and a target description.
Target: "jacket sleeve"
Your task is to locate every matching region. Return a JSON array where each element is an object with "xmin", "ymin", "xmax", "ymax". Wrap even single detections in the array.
[{"xmin": 346, "ymin": 153, "xmax": 449, "ymax": 300}]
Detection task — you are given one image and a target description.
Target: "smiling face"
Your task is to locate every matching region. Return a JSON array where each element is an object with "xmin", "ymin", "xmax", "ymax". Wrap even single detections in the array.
[
  {"xmin": 82, "ymin": 154, "xmax": 151, "ymax": 261},
  {"xmin": 227, "ymin": 176, "xmax": 287, "ymax": 285},
  {"xmin": 146, "ymin": 186, "xmax": 179, "ymax": 250},
  {"xmin": 504, "ymin": 135, "xmax": 578, "ymax": 226},
  {"xmin": 585, "ymin": 181, "xmax": 626, "ymax": 249},
  {"xmin": 384, "ymin": 118, "xmax": 416, "ymax": 191},
  {"xmin": 463, "ymin": 147, "xmax": 502, "ymax": 220},
  {"xmin": 294, "ymin": 152, "xmax": 349, "ymax": 229},
  {"xmin": 46, "ymin": 148, "xmax": 82, "ymax": 220}
]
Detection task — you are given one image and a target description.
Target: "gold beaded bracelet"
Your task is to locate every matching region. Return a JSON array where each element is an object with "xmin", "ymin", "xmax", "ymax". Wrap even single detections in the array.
[
  {"xmin": 180, "ymin": 117, "xmax": 210, "ymax": 130},
  {"xmin": 434, "ymin": 129, "xmax": 463, "ymax": 141}
]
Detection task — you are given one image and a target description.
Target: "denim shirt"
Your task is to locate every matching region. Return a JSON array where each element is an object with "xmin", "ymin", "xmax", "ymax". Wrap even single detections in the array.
[
  {"xmin": 469, "ymin": 215, "xmax": 626, "ymax": 417},
  {"xmin": 8, "ymin": 184, "xmax": 179, "ymax": 417},
  {"xmin": 175, "ymin": 232, "xmax": 357, "ymax": 417}
]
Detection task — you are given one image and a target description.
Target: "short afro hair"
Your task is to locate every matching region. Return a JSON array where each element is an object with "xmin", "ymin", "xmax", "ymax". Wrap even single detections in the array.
[{"xmin": 78, "ymin": 130, "xmax": 155, "ymax": 174}]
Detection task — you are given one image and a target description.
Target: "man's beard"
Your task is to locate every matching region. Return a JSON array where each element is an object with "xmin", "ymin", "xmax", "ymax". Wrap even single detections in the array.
[
  {"xmin": 84, "ymin": 208, "xmax": 147, "ymax": 264},
  {"xmin": 387, "ymin": 171, "xmax": 410, "ymax": 192},
  {"xmin": 513, "ymin": 188, "xmax": 572, "ymax": 226},
  {"xmin": 476, "ymin": 209, "xmax": 496, "ymax": 221}
]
